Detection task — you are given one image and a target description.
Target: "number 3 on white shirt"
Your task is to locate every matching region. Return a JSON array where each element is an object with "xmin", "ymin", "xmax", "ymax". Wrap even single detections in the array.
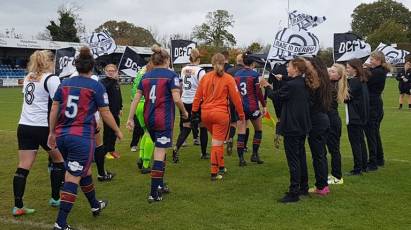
[
  {"xmin": 65, "ymin": 95, "xmax": 79, "ymax": 118},
  {"xmin": 149, "ymin": 85, "xmax": 156, "ymax": 103}
]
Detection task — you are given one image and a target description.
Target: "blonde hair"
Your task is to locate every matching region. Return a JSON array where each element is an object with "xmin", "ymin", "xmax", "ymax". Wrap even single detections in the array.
[
  {"xmin": 27, "ymin": 50, "xmax": 54, "ymax": 81},
  {"xmin": 332, "ymin": 63, "xmax": 350, "ymax": 103},
  {"xmin": 105, "ymin": 64, "xmax": 118, "ymax": 71},
  {"xmin": 211, "ymin": 53, "xmax": 225, "ymax": 77},
  {"xmin": 150, "ymin": 44, "xmax": 170, "ymax": 66},
  {"xmin": 189, "ymin": 48, "xmax": 201, "ymax": 63},
  {"xmin": 370, "ymin": 51, "xmax": 392, "ymax": 72}
]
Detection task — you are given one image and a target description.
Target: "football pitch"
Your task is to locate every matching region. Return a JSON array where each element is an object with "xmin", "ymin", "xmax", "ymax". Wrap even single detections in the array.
[{"xmin": 0, "ymin": 79, "xmax": 410, "ymax": 230}]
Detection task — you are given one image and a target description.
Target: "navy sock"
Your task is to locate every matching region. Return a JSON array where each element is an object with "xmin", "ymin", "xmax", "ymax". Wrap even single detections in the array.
[
  {"xmin": 57, "ymin": 182, "xmax": 78, "ymax": 228},
  {"xmin": 150, "ymin": 161, "xmax": 164, "ymax": 197},
  {"xmin": 200, "ymin": 127, "xmax": 208, "ymax": 155},
  {"xmin": 80, "ymin": 175, "xmax": 99, "ymax": 209},
  {"xmin": 237, "ymin": 134, "xmax": 246, "ymax": 158},
  {"xmin": 13, "ymin": 168, "xmax": 29, "ymax": 208},
  {"xmin": 252, "ymin": 131, "xmax": 262, "ymax": 153},
  {"xmin": 244, "ymin": 128, "xmax": 250, "ymax": 150},
  {"xmin": 50, "ymin": 162, "xmax": 65, "ymax": 200}
]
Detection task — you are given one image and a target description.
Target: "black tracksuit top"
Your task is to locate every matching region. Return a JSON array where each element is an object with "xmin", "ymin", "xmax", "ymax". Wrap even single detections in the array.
[
  {"xmin": 100, "ymin": 77, "xmax": 123, "ymax": 115},
  {"xmin": 345, "ymin": 76, "xmax": 369, "ymax": 126}
]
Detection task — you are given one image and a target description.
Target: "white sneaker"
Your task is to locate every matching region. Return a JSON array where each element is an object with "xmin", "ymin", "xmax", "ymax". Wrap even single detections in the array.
[
  {"xmin": 131, "ymin": 146, "xmax": 138, "ymax": 152},
  {"xmin": 328, "ymin": 175, "xmax": 344, "ymax": 185}
]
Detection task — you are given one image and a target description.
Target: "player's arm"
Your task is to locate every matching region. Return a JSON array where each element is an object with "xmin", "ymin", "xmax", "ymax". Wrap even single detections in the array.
[
  {"xmin": 47, "ymin": 101, "xmax": 60, "ymax": 149},
  {"xmin": 192, "ymin": 79, "xmax": 204, "ymax": 113},
  {"xmin": 256, "ymin": 78, "xmax": 267, "ymax": 114},
  {"xmin": 126, "ymin": 90, "xmax": 142, "ymax": 130},
  {"xmin": 172, "ymin": 89, "xmax": 188, "ymax": 119},
  {"xmin": 228, "ymin": 78, "xmax": 245, "ymax": 120}
]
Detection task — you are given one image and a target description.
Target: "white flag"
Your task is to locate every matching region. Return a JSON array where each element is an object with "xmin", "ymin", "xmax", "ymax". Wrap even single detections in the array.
[
  {"xmin": 267, "ymin": 28, "xmax": 320, "ymax": 61},
  {"xmin": 366, "ymin": 43, "xmax": 410, "ymax": 65},
  {"xmin": 289, "ymin": 10, "xmax": 326, "ymax": 31},
  {"xmin": 87, "ymin": 30, "xmax": 117, "ymax": 59}
]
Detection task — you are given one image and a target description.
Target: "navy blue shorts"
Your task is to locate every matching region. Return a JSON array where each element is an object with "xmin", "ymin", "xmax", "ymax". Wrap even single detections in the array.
[
  {"xmin": 57, "ymin": 135, "xmax": 95, "ymax": 177},
  {"xmin": 245, "ymin": 109, "xmax": 262, "ymax": 120},
  {"xmin": 148, "ymin": 129, "xmax": 173, "ymax": 148}
]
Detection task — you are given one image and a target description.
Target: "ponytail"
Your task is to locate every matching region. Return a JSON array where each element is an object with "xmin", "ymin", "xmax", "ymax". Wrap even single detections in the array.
[
  {"xmin": 332, "ymin": 63, "xmax": 350, "ymax": 103},
  {"xmin": 211, "ymin": 53, "xmax": 225, "ymax": 77}
]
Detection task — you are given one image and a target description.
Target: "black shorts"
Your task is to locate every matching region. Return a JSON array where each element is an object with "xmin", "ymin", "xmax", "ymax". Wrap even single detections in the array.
[
  {"xmin": 181, "ymin": 103, "xmax": 193, "ymax": 123},
  {"xmin": 399, "ymin": 83, "xmax": 411, "ymax": 95},
  {"xmin": 17, "ymin": 124, "xmax": 51, "ymax": 151}
]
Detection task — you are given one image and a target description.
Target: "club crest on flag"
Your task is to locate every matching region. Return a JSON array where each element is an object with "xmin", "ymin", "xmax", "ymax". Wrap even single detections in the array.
[{"xmin": 87, "ymin": 30, "xmax": 117, "ymax": 59}]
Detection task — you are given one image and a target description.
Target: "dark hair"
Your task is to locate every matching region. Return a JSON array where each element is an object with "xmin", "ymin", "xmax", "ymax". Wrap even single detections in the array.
[
  {"xmin": 306, "ymin": 57, "xmax": 333, "ymax": 111},
  {"xmin": 221, "ymin": 50, "xmax": 230, "ymax": 60},
  {"xmin": 405, "ymin": 54, "xmax": 411, "ymax": 63},
  {"xmin": 347, "ymin": 59, "xmax": 369, "ymax": 82},
  {"xmin": 242, "ymin": 51, "xmax": 254, "ymax": 66},
  {"xmin": 150, "ymin": 44, "xmax": 170, "ymax": 66},
  {"xmin": 75, "ymin": 47, "xmax": 95, "ymax": 74}
]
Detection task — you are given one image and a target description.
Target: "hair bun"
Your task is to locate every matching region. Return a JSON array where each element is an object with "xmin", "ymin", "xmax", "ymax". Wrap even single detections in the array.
[{"xmin": 151, "ymin": 44, "xmax": 161, "ymax": 53}]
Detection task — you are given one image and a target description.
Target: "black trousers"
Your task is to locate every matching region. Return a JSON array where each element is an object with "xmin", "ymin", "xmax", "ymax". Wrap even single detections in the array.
[
  {"xmin": 308, "ymin": 129, "xmax": 329, "ymax": 189},
  {"xmin": 103, "ymin": 113, "xmax": 120, "ymax": 152},
  {"xmin": 283, "ymin": 135, "xmax": 308, "ymax": 194},
  {"xmin": 326, "ymin": 112, "xmax": 342, "ymax": 179},
  {"xmin": 347, "ymin": 124, "xmax": 368, "ymax": 172},
  {"xmin": 365, "ymin": 97, "xmax": 384, "ymax": 166},
  {"xmin": 130, "ymin": 116, "xmax": 144, "ymax": 147}
]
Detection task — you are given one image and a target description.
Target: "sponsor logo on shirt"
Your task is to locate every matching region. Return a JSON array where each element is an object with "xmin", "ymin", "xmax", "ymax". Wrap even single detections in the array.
[
  {"xmin": 103, "ymin": 93, "xmax": 109, "ymax": 104},
  {"xmin": 174, "ymin": 77, "xmax": 180, "ymax": 86},
  {"xmin": 68, "ymin": 161, "xmax": 84, "ymax": 172},
  {"xmin": 157, "ymin": 136, "xmax": 171, "ymax": 145}
]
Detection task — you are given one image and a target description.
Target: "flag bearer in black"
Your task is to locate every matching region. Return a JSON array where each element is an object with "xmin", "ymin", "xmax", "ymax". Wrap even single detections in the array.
[
  {"xmin": 101, "ymin": 64, "xmax": 123, "ymax": 160},
  {"xmin": 364, "ymin": 51, "xmax": 390, "ymax": 169},
  {"xmin": 261, "ymin": 57, "xmax": 312, "ymax": 203},
  {"xmin": 305, "ymin": 57, "xmax": 332, "ymax": 196},
  {"xmin": 345, "ymin": 59, "xmax": 370, "ymax": 175},
  {"xmin": 396, "ymin": 60, "xmax": 411, "ymax": 109},
  {"xmin": 326, "ymin": 64, "xmax": 350, "ymax": 185}
]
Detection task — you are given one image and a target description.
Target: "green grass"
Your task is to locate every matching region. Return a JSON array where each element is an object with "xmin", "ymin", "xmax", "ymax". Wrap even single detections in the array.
[{"xmin": 0, "ymin": 79, "xmax": 410, "ymax": 230}]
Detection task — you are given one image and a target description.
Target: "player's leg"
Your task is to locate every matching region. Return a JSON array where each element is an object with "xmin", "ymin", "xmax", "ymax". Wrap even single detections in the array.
[
  {"xmin": 48, "ymin": 148, "xmax": 65, "ymax": 207},
  {"xmin": 173, "ymin": 103, "xmax": 193, "ymax": 163},
  {"xmin": 210, "ymin": 116, "xmax": 229, "ymax": 180},
  {"xmin": 250, "ymin": 115, "xmax": 264, "ymax": 164},
  {"xmin": 199, "ymin": 123, "xmax": 209, "ymax": 159},
  {"xmin": 236, "ymin": 119, "xmax": 247, "ymax": 166},
  {"xmin": 12, "ymin": 125, "xmax": 38, "ymax": 216},
  {"xmin": 95, "ymin": 131, "xmax": 115, "ymax": 182},
  {"xmin": 142, "ymin": 132, "xmax": 154, "ymax": 172},
  {"xmin": 399, "ymin": 93, "xmax": 404, "ymax": 109}
]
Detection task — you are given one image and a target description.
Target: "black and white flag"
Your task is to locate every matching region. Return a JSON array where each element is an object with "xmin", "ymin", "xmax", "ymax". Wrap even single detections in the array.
[
  {"xmin": 267, "ymin": 28, "xmax": 320, "ymax": 61},
  {"xmin": 171, "ymin": 40, "xmax": 196, "ymax": 64},
  {"xmin": 288, "ymin": 10, "xmax": 326, "ymax": 31},
  {"xmin": 334, "ymin": 33, "xmax": 371, "ymax": 62},
  {"xmin": 55, "ymin": 47, "xmax": 76, "ymax": 78},
  {"xmin": 118, "ymin": 47, "xmax": 147, "ymax": 77},
  {"xmin": 366, "ymin": 43, "xmax": 410, "ymax": 65},
  {"xmin": 87, "ymin": 30, "xmax": 117, "ymax": 59}
]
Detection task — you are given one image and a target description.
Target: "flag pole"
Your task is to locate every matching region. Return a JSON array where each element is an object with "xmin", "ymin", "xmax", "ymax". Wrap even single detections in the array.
[{"xmin": 169, "ymin": 38, "xmax": 174, "ymax": 70}]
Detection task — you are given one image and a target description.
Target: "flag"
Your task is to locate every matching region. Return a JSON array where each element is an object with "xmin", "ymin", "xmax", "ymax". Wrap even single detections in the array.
[
  {"xmin": 267, "ymin": 28, "xmax": 320, "ymax": 61},
  {"xmin": 87, "ymin": 30, "xmax": 117, "ymax": 59},
  {"xmin": 289, "ymin": 10, "xmax": 326, "ymax": 31},
  {"xmin": 171, "ymin": 40, "xmax": 196, "ymax": 64},
  {"xmin": 334, "ymin": 33, "xmax": 371, "ymax": 62},
  {"xmin": 366, "ymin": 43, "xmax": 410, "ymax": 65},
  {"xmin": 118, "ymin": 47, "xmax": 147, "ymax": 77},
  {"xmin": 54, "ymin": 47, "xmax": 76, "ymax": 78},
  {"xmin": 262, "ymin": 111, "xmax": 277, "ymax": 128}
]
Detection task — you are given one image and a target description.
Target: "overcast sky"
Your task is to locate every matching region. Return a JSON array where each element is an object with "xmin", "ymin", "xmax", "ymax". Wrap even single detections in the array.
[{"xmin": 1, "ymin": 0, "xmax": 411, "ymax": 48}]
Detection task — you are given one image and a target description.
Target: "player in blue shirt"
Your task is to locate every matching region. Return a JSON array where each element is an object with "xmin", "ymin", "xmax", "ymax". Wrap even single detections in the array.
[
  {"xmin": 48, "ymin": 47, "xmax": 123, "ymax": 230},
  {"xmin": 127, "ymin": 45, "xmax": 188, "ymax": 203}
]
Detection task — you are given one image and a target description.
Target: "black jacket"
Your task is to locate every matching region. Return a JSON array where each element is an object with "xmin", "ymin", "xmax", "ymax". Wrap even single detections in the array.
[
  {"xmin": 266, "ymin": 63, "xmax": 288, "ymax": 118},
  {"xmin": 345, "ymin": 77, "xmax": 369, "ymax": 126},
  {"xmin": 265, "ymin": 76, "xmax": 311, "ymax": 136},
  {"xmin": 100, "ymin": 77, "xmax": 123, "ymax": 115},
  {"xmin": 367, "ymin": 65, "xmax": 387, "ymax": 100},
  {"xmin": 328, "ymin": 80, "xmax": 339, "ymax": 115},
  {"xmin": 396, "ymin": 69, "xmax": 411, "ymax": 90}
]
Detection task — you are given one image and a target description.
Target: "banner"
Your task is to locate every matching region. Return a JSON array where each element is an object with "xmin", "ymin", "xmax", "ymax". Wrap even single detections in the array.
[
  {"xmin": 366, "ymin": 43, "xmax": 410, "ymax": 65},
  {"xmin": 118, "ymin": 47, "xmax": 147, "ymax": 77},
  {"xmin": 333, "ymin": 33, "xmax": 371, "ymax": 62},
  {"xmin": 87, "ymin": 30, "xmax": 117, "ymax": 59},
  {"xmin": 267, "ymin": 28, "xmax": 320, "ymax": 61},
  {"xmin": 289, "ymin": 10, "xmax": 326, "ymax": 31},
  {"xmin": 171, "ymin": 40, "xmax": 196, "ymax": 64},
  {"xmin": 54, "ymin": 47, "xmax": 77, "ymax": 78}
]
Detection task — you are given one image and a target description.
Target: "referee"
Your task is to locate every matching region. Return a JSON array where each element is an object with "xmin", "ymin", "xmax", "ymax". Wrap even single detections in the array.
[{"xmin": 101, "ymin": 64, "xmax": 123, "ymax": 159}]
